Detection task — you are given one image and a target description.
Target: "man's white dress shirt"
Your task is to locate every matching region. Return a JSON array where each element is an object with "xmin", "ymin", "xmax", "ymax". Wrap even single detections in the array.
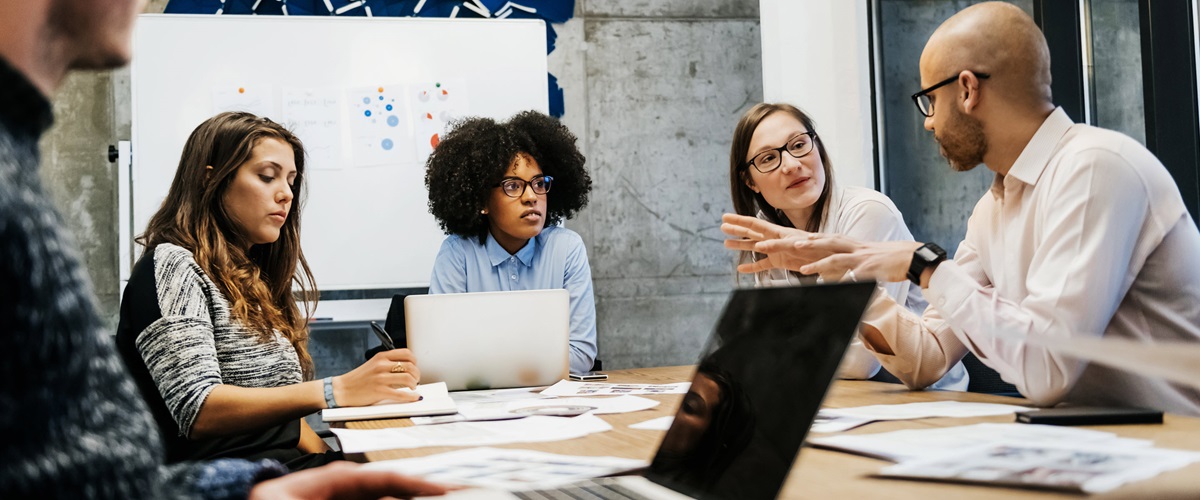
[
  {"xmin": 759, "ymin": 185, "xmax": 969, "ymax": 391},
  {"xmin": 862, "ymin": 107, "xmax": 1200, "ymax": 415}
]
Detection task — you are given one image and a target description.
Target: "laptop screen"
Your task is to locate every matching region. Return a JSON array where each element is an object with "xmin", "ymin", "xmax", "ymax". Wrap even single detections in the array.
[{"xmin": 643, "ymin": 282, "xmax": 876, "ymax": 499}]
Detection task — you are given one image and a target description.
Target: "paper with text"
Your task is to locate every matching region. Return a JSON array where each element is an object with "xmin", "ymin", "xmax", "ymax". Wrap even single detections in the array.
[
  {"xmin": 363, "ymin": 447, "xmax": 647, "ymax": 490},
  {"xmin": 809, "ymin": 423, "xmax": 1150, "ymax": 462},
  {"xmin": 540, "ymin": 380, "xmax": 690, "ymax": 397},
  {"xmin": 878, "ymin": 441, "xmax": 1200, "ymax": 493},
  {"xmin": 331, "ymin": 413, "xmax": 612, "ymax": 453},
  {"xmin": 281, "ymin": 88, "xmax": 342, "ymax": 169},
  {"xmin": 212, "ymin": 84, "xmax": 275, "ymax": 118},
  {"xmin": 820, "ymin": 400, "xmax": 1029, "ymax": 421}
]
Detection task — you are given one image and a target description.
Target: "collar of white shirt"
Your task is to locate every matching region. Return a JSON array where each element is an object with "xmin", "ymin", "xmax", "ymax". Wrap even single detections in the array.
[{"xmin": 991, "ymin": 107, "xmax": 1074, "ymax": 198}]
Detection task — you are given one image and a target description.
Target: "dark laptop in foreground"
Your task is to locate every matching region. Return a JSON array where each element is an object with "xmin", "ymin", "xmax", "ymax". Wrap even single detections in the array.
[{"xmin": 433, "ymin": 281, "xmax": 877, "ymax": 500}]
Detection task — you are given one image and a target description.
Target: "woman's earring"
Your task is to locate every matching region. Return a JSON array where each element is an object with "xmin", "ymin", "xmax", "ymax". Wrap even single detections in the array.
[{"xmin": 480, "ymin": 209, "xmax": 488, "ymax": 215}]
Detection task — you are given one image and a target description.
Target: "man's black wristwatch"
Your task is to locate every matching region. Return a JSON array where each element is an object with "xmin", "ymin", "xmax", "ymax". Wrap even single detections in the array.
[{"xmin": 907, "ymin": 242, "xmax": 947, "ymax": 284}]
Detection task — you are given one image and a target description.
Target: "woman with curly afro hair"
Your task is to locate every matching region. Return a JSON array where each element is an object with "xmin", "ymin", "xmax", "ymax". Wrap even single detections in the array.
[{"xmin": 424, "ymin": 110, "xmax": 597, "ymax": 374}]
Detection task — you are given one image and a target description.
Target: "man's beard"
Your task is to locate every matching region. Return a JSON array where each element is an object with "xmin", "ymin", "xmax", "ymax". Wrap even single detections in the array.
[
  {"xmin": 50, "ymin": 0, "xmax": 135, "ymax": 71},
  {"xmin": 936, "ymin": 108, "xmax": 987, "ymax": 172}
]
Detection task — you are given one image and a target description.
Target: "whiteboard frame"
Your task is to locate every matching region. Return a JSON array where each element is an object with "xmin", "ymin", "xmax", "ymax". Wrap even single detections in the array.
[{"xmin": 127, "ymin": 14, "xmax": 549, "ymax": 293}]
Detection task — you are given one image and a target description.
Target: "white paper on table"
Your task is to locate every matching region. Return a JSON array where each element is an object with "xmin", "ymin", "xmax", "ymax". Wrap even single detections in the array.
[
  {"xmin": 450, "ymin": 387, "xmax": 551, "ymax": 405},
  {"xmin": 821, "ymin": 401, "xmax": 1029, "ymax": 421},
  {"xmin": 506, "ymin": 395, "xmax": 659, "ymax": 415},
  {"xmin": 808, "ymin": 423, "xmax": 1152, "ymax": 463},
  {"xmin": 877, "ymin": 441, "xmax": 1200, "ymax": 494},
  {"xmin": 331, "ymin": 413, "xmax": 612, "ymax": 453},
  {"xmin": 362, "ymin": 447, "xmax": 647, "ymax": 491},
  {"xmin": 412, "ymin": 395, "xmax": 659, "ymax": 426},
  {"xmin": 809, "ymin": 413, "xmax": 874, "ymax": 433},
  {"xmin": 630, "ymin": 416, "xmax": 674, "ymax": 431},
  {"xmin": 540, "ymin": 380, "xmax": 690, "ymax": 397}
]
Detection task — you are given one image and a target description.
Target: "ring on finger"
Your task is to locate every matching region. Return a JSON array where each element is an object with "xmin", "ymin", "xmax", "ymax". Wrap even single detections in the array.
[{"xmin": 390, "ymin": 361, "xmax": 407, "ymax": 373}]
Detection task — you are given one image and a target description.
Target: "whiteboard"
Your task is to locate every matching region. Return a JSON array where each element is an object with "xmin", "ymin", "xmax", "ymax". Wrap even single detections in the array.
[{"xmin": 128, "ymin": 14, "xmax": 548, "ymax": 290}]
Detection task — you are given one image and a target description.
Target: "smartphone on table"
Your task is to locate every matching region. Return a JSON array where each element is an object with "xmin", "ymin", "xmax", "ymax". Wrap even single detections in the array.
[{"xmin": 569, "ymin": 371, "xmax": 608, "ymax": 381}]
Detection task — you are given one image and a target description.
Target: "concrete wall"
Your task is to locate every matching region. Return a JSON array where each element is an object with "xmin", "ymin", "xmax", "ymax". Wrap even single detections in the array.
[
  {"xmin": 39, "ymin": 0, "xmax": 762, "ymax": 370},
  {"xmin": 40, "ymin": 69, "xmax": 124, "ymax": 326},
  {"xmin": 563, "ymin": 1, "xmax": 762, "ymax": 369}
]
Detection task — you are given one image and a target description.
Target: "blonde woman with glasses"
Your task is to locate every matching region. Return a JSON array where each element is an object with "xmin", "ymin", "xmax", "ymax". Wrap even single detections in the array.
[{"xmin": 726, "ymin": 102, "xmax": 968, "ymax": 390}]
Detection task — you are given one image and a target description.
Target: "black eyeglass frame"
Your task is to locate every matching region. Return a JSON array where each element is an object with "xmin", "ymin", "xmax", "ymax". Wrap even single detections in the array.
[
  {"xmin": 494, "ymin": 175, "xmax": 554, "ymax": 198},
  {"xmin": 911, "ymin": 72, "xmax": 991, "ymax": 118},
  {"xmin": 744, "ymin": 131, "xmax": 819, "ymax": 174}
]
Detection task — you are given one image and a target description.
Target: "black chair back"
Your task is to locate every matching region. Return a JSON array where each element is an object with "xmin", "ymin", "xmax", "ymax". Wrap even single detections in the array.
[
  {"xmin": 963, "ymin": 352, "xmax": 1020, "ymax": 396},
  {"xmin": 383, "ymin": 292, "xmax": 425, "ymax": 349}
]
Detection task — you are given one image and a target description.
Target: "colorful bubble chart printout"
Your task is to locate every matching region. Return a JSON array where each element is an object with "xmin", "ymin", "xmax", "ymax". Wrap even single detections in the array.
[{"xmin": 348, "ymin": 84, "xmax": 415, "ymax": 167}]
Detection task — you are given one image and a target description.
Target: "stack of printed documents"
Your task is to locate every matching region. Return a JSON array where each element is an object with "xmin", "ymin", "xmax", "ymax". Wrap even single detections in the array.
[
  {"xmin": 330, "ymin": 380, "xmax": 678, "ymax": 453},
  {"xmin": 808, "ymin": 423, "xmax": 1200, "ymax": 493},
  {"xmin": 363, "ymin": 447, "xmax": 647, "ymax": 490}
]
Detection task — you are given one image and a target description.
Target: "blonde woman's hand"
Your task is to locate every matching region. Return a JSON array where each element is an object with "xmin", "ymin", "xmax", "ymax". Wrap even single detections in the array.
[
  {"xmin": 721, "ymin": 213, "xmax": 809, "ymax": 246},
  {"xmin": 334, "ymin": 349, "xmax": 422, "ymax": 407},
  {"xmin": 723, "ymin": 213, "xmax": 834, "ymax": 274},
  {"xmin": 795, "ymin": 235, "xmax": 923, "ymax": 283}
]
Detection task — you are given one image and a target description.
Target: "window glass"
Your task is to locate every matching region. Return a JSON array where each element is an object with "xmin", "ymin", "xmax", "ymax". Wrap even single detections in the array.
[
  {"xmin": 1088, "ymin": 0, "xmax": 1146, "ymax": 144},
  {"xmin": 876, "ymin": 0, "xmax": 1032, "ymax": 250}
]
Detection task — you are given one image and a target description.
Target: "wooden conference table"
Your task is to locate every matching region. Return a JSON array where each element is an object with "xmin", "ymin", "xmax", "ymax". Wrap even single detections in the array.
[{"xmin": 343, "ymin": 366, "xmax": 1200, "ymax": 499}]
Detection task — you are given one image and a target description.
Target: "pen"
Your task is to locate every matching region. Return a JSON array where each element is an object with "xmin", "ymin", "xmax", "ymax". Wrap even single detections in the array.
[{"xmin": 370, "ymin": 321, "xmax": 396, "ymax": 351}]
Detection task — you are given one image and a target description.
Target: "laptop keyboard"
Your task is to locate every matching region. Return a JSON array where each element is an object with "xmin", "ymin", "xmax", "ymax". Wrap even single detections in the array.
[{"xmin": 513, "ymin": 477, "xmax": 654, "ymax": 500}]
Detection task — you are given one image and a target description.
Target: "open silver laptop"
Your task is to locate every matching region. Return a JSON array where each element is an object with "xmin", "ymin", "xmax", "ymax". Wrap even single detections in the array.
[
  {"xmin": 433, "ymin": 282, "xmax": 878, "ymax": 500},
  {"xmin": 405, "ymin": 289, "xmax": 570, "ymax": 391}
]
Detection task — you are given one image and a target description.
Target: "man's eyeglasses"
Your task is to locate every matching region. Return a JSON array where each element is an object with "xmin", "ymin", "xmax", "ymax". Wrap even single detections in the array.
[
  {"xmin": 745, "ymin": 132, "xmax": 818, "ymax": 174},
  {"xmin": 911, "ymin": 72, "xmax": 990, "ymax": 117},
  {"xmin": 495, "ymin": 175, "xmax": 553, "ymax": 198}
]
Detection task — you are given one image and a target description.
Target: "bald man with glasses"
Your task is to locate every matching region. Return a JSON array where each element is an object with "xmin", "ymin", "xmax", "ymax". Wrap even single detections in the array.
[{"xmin": 723, "ymin": 2, "xmax": 1200, "ymax": 416}]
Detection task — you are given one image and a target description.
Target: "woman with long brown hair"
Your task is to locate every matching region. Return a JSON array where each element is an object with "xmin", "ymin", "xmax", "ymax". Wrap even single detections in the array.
[
  {"xmin": 116, "ymin": 112, "xmax": 422, "ymax": 470},
  {"xmin": 728, "ymin": 102, "xmax": 968, "ymax": 390}
]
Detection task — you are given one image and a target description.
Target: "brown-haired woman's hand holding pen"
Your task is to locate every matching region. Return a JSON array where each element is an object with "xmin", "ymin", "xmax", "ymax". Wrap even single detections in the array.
[{"xmin": 333, "ymin": 349, "xmax": 423, "ymax": 406}]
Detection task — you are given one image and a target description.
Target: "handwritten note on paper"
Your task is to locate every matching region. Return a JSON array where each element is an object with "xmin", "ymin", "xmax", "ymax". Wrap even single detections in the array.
[
  {"xmin": 411, "ymin": 79, "xmax": 471, "ymax": 160},
  {"xmin": 282, "ymin": 88, "xmax": 342, "ymax": 170},
  {"xmin": 212, "ymin": 85, "xmax": 275, "ymax": 119},
  {"xmin": 347, "ymin": 84, "xmax": 413, "ymax": 167}
]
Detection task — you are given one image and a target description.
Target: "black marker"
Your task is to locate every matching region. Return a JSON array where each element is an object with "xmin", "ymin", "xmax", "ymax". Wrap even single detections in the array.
[{"xmin": 370, "ymin": 321, "xmax": 395, "ymax": 351}]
